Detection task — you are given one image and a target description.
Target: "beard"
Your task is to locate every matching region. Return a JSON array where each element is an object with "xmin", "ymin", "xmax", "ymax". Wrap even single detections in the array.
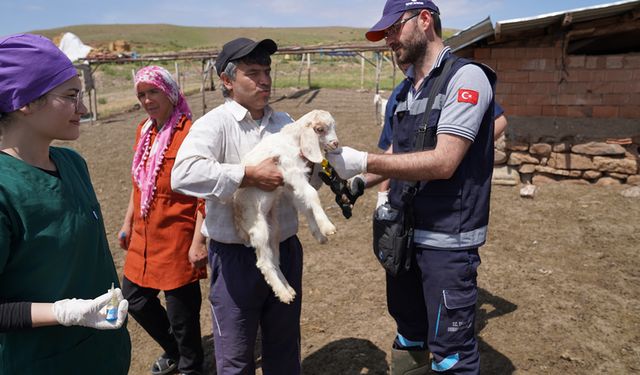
[{"xmin": 394, "ymin": 31, "xmax": 427, "ymax": 66}]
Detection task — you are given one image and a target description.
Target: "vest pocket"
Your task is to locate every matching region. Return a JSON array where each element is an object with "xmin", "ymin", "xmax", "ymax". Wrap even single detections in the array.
[
  {"xmin": 435, "ymin": 287, "xmax": 477, "ymax": 345},
  {"xmin": 414, "ymin": 195, "xmax": 461, "ymax": 233}
]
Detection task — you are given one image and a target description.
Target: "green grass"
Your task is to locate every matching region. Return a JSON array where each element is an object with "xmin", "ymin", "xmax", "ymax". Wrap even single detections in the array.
[
  {"xmin": 29, "ymin": 24, "xmax": 458, "ymax": 117},
  {"xmin": 32, "ymin": 25, "xmax": 374, "ymax": 53},
  {"xmin": 272, "ymin": 55, "xmax": 403, "ymax": 91}
]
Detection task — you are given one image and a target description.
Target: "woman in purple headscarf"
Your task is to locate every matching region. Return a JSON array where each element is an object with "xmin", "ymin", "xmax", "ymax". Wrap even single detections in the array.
[
  {"xmin": 117, "ymin": 66, "xmax": 206, "ymax": 375},
  {"xmin": 0, "ymin": 34, "xmax": 131, "ymax": 374}
]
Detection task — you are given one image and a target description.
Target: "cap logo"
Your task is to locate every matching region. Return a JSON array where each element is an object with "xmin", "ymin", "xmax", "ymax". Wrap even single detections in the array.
[{"xmin": 406, "ymin": 0, "xmax": 424, "ymax": 6}]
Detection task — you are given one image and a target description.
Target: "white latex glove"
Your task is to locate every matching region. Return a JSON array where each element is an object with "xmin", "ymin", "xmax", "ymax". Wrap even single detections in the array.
[
  {"xmin": 53, "ymin": 288, "xmax": 128, "ymax": 329},
  {"xmin": 376, "ymin": 191, "xmax": 389, "ymax": 209},
  {"xmin": 326, "ymin": 147, "xmax": 368, "ymax": 180}
]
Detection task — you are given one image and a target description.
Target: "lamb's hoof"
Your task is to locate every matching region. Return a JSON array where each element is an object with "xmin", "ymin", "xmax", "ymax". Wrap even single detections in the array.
[
  {"xmin": 320, "ymin": 222, "xmax": 337, "ymax": 237},
  {"xmin": 313, "ymin": 232, "xmax": 328, "ymax": 244},
  {"xmin": 276, "ymin": 287, "xmax": 296, "ymax": 304}
]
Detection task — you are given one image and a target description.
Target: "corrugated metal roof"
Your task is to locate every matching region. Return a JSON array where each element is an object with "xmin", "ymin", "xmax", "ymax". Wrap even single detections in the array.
[
  {"xmin": 496, "ymin": 0, "xmax": 640, "ymax": 36},
  {"xmin": 444, "ymin": 17, "xmax": 495, "ymax": 52}
]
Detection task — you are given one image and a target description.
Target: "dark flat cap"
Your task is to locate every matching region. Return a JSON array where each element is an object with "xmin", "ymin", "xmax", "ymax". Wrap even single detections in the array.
[{"xmin": 214, "ymin": 38, "xmax": 277, "ymax": 77}]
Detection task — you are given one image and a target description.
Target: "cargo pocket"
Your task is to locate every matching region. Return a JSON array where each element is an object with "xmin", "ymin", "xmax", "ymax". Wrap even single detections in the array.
[{"xmin": 435, "ymin": 287, "xmax": 477, "ymax": 345}]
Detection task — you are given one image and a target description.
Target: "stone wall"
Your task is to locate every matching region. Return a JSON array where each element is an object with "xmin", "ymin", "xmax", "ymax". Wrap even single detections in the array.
[{"xmin": 493, "ymin": 137, "xmax": 640, "ymax": 187}]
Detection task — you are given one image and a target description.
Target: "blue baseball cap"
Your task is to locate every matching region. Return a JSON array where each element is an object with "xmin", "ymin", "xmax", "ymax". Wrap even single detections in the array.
[{"xmin": 366, "ymin": 0, "xmax": 440, "ymax": 42}]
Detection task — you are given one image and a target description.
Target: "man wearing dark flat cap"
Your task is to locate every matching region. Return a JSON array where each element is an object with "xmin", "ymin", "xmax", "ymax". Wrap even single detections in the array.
[
  {"xmin": 328, "ymin": 0, "xmax": 496, "ymax": 374},
  {"xmin": 172, "ymin": 38, "xmax": 303, "ymax": 374}
]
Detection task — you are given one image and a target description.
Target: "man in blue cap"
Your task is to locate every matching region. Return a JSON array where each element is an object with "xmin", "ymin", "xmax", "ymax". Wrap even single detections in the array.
[{"xmin": 328, "ymin": 1, "xmax": 496, "ymax": 374}]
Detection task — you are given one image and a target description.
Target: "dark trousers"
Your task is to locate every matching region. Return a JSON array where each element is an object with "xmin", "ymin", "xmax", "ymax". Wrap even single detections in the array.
[
  {"xmin": 122, "ymin": 276, "xmax": 204, "ymax": 375},
  {"xmin": 208, "ymin": 236, "xmax": 303, "ymax": 375},
  {"xmin": 386, "ymin": 247, "xmax": 481, "ymax": 375}
]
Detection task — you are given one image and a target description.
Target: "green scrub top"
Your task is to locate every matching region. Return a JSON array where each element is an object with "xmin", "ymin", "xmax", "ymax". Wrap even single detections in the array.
[{"xmin": 0, "ymin": 147, "xmax": 131, "ymax": 374}]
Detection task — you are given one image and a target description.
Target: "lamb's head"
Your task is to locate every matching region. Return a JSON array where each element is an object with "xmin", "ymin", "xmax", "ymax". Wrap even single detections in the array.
[{"xmin": 298, "ymin": 109, "xmax": 339, "ymax": 163}]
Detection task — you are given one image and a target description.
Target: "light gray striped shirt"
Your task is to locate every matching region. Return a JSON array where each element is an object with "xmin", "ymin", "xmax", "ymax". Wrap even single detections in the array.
[{"xmin": 405, "ymin": 46, "xmax": 493, "ymax": 142}]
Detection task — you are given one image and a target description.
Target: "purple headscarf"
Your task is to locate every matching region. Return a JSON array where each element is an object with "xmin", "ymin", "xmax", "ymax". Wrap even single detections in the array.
[
  {"xmin": 0, "ymin": 34, "xmax": 77, "ymax": 113},
  {"xmin": 131, "ymin": 66, "xmax": 191, "ymax": 217}
]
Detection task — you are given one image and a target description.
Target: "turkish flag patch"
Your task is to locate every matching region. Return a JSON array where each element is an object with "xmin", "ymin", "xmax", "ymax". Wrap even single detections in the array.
[{"xmin": 457, "ymin": 89, "xmax": 479, "ymax": 105}]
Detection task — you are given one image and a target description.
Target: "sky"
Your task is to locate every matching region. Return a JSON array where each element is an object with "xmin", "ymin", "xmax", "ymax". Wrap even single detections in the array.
[{"xmin": 1, "ymin": 0, "xmax": 632, "ymax": 36}]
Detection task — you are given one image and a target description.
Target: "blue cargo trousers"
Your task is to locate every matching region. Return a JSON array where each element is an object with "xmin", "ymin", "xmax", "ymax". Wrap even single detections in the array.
[
  {"xmin": 208, "ymin": 236, "xmax": 303, "ymax": 375},
  {"xmin": 386, "ymin": 247, "xmax": 481, "ymax": 374}
]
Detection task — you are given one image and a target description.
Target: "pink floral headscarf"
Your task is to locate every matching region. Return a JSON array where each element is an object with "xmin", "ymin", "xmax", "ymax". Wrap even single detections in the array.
[{"xmin": 131, "ymin": 66, "xmax": 191, "ymax": 217}]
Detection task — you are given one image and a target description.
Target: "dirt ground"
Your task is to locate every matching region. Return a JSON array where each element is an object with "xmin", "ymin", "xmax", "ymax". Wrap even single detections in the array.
[{"xmin": 56, "ymin": 88, "xmax": 640, "ymax": 374}]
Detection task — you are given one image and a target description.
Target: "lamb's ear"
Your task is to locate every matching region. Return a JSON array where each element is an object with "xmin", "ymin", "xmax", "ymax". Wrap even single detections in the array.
[{"xmin": 300, "ymin": 125, "xmax": 323, "ymax": 163}]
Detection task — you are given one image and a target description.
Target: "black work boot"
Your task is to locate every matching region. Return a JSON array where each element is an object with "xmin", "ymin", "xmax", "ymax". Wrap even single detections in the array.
[{"xmin": 390, "ymin": 348, "xmax": 430, "ymax": 375}]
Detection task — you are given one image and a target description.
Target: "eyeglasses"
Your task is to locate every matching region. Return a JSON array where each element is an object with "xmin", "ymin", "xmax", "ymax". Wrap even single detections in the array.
[
  {"xmin": 49, "ymin": 91, "xmax": 84, "ymax": 112},
  {"xmin": 384, "ymin": 13, "xmax": 420, "ymax": 39}
]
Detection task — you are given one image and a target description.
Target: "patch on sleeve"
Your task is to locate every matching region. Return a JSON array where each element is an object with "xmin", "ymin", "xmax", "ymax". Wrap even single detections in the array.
[{"xmin": 457, "ymin": 89, "xmax": 479, "ymax": 105}]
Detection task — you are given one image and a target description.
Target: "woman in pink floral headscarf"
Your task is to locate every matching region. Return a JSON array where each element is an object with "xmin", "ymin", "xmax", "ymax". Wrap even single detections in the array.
[{"xmin": 118, "ymin": 66, "xmax": 206, "ymax": 375}]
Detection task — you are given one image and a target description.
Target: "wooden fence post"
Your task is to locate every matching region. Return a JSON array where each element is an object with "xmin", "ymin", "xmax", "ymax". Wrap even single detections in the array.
[
  {"xmin": 297, "ymin": 53, "xmax": 306, "ymax": 89},
  {"xmin": 201, "ymin": 59, "xmax": 207, "ymax": 116},
  {"xmin": 174, "ymin": 61, "xmax": 180, "ymax": 87},
  {"xmin": 307, "ymin": 53, "xmax": 312, "ymax": 88},
  {"xmin": 375, "ymin": 52, "xmax": 381, "ymax": 94},
  {"xmin": 392, "ymin": 56, "xmax": 397, "ymax": 88},
  {"xmin": 273, "ymin": 61, "xmax": 277, "ymax": 95},
  {"xmin": 360, "ymin": 55, "xmax": 365, "ymax": 90}
]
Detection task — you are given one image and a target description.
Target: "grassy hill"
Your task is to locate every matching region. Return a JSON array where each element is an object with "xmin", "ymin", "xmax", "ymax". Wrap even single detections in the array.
[
  {"xmin": 31, "ymin": 24, "xmax": 458, "ymax": 53},
  {"xmin": 29, "ymin": 23, "xmax": 460, "ymax": 117}
]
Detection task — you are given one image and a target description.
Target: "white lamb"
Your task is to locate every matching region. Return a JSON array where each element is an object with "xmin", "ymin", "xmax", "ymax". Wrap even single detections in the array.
[{"xmin": 233, "ymin": 109, "xmax": 339, "ymax": 303}]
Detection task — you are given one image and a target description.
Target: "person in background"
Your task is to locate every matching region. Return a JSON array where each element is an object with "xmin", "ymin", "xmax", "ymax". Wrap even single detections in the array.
[
  {"xmin": 374, "ymin": 61, "xmax": 411, "ymax": 208},
  {"xmin": 118, "ymin": 66, "xmax": 207, "ymax": 375},
  {"xmin": 0, "ymin": 33, "xmax": 130, "ymax": 374},
  {"xmin": 377, "ymin": 61, "xmax": 412, "ymax": 153},
  {"xmin": 171, "ymin": 37, "xmax": 304, "ymax": 375},
  {"xmin": 493, "ymin": 101, "xmax": 508, "ymax": 139},
  {"xmin": 328, "ymin": 0, "xmax": 496, "ymax": 373}
]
